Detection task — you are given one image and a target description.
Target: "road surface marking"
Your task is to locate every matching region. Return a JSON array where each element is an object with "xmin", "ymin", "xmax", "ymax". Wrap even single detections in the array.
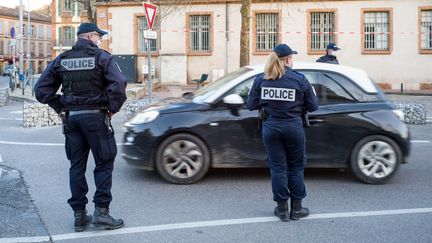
[
  {"xmin": 0, "ymin": 153, "xmax": 3, "ymax": 163},
  {"xmin": 0, "ymin": 207, "xmax": 431, "ymax": 243},
  {"xmin": 0, "ymin": 117, "xmax": 23, "ymax": 121},
  {"xmin": 411, "ymin": 140, "xmax": 431, "ymax": 143},
  {"xmin": 0, "ymin": 140, "xmax": 430, "ymax": 147},
  {"xmin": 0, "ymin": 141, "xmax": 126, "ymax": 146}
]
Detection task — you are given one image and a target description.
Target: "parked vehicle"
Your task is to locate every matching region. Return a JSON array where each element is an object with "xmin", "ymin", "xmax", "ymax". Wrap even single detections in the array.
[{"xmin": 122, "ymin": 62, "xmax": 410, "ymax": 185}]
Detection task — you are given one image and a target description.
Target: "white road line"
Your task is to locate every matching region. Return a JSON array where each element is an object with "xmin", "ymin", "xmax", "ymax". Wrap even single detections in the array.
[
  {"xmin": 411, "ymin": 140, "xmax": 431, "ymax": 143},
  {"xmin": 0, "ymin": 153, "xmax": 3, "ymax": 163},
  {"xmin": 0, "ymin": 207, "xmax": 431, "ymax": 243},
  {"xmin": 0, "ymin": 118, "xmax": 23, "ymax": 121},
  {"xmin": 0, "ymin": 141, "xmax": 125, "ymax": 146}
]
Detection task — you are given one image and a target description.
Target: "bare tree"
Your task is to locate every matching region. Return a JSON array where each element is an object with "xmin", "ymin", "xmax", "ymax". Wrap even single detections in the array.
[{"xmin": 240, "ymin": 0, "xmax": 251, "ymax": 67}]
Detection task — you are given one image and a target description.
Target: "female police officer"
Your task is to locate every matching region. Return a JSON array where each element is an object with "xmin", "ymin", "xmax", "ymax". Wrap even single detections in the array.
[{"xmin": 247, "ymin": 44, "xmax": 319, "ymax": 222}]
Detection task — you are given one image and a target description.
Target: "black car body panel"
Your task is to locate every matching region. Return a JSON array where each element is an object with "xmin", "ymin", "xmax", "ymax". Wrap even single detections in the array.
[{"xmin": 122, "ymin": 63, "xmax": 410, "ymax": 182}]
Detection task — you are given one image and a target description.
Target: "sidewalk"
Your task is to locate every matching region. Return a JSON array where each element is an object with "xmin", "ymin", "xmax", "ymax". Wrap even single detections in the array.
[{"xmin": 8, "ymin": 82, "xmax": 197, "ymax": 104}]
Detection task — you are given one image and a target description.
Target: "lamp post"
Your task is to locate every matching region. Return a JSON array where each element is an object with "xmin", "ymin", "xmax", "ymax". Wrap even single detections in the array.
[{"xmin": 18, "ymin": 0, "xmax": 24, "ymax": 84}]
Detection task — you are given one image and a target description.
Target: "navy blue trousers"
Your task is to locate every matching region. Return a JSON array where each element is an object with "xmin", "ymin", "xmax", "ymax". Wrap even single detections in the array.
[
  {"xmin": 262, "ymin": 117, "xmax": 307, "ymax": 202},
  {"xmin": 64, "ymin": 112, "xmax": 117, "ymax": 211}
]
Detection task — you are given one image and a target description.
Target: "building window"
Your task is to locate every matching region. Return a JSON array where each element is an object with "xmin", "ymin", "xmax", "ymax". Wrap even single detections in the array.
[
  {"xmin": 47, "ymin": 43, "xmax": 51, "ymax": 57},
  {"xmin": 188, "ymin": 14, "xmax": 211, "ymax": 53},
  {"xmin": 361, "ymin": 9, "xmax": 392, "ymax": 54},
  {"xmin": 39, "ymin": 43, "xmax": 44, "ymax": 57},
  {"xmin": 0, "ymin": 40, "xmax": 3, "ymax": 55},
  {"xmin": 31, "ymin": 25, "xmax": 36, "ymax": 38},
  {"xmin": 254, "ymin": 12, "xmax": 280, "ymax": 53},
  {"xmin": 420, "ymin": 8, "xmax": 432, "ymax": 53},
  {"xmin": 308, "ymin": 10, "xmax": 337, "ymax": 53},
  {"xmin": 38, "ymin": 26, "xmax": 44, "ymax": 39},
  {"xmin": 64, "ymin": 0, "xmax": 72, "ymax": 11},
  {"xmin": 59, "ymin": 26, "xmax": 75, "ymax": 46},
  {"xmin": 137, "ymin": 16, "xmax": 158, "ymax": 53},
  {"xmin": 0, "ymin": 21, "xmax": 3, "ymax": 35},
  {"xmin": 31, "ymin": 42, "xmax": 36, "ymax": 57},
  {"xmin": 47, "ymin": 26, "xmax": 51, "ymax": 39}
]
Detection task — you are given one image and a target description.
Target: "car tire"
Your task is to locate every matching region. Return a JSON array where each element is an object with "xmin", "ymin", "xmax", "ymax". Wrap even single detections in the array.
[
  {"xmin": 155, "ymin": 133, "xmax": 210, "ymax": 184},
  {"xmin": 350, "ymin": 135, "xmax": 402, "ymax": 184}
]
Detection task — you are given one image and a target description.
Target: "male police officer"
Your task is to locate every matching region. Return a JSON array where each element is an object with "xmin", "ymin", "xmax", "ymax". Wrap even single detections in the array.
[
  {"xmin": 35, "ymin": 23, "xmax": 127, "ymax": 232},
  {"xmin": 316, "ymin": 42, "xmax": 340, "ymax": 64}
]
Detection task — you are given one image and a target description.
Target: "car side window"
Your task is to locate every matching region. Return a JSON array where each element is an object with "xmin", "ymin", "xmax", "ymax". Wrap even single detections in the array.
[
  {"xmin": 227, "ymin": 75, "xmax": 257, "ymax": 100},
  {"xmin": 299, "ymin": 70, "xmax": 355, "ymax": 105}
]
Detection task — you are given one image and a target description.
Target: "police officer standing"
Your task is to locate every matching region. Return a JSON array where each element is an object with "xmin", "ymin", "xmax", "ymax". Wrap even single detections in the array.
[
  {"xmin": 35, "ymin": 23, "xmax": 127, "ymax": 231},
  {"xmin": 247, "ymin": 44, "xmax": 319, "ymax": 222},
  {"xmin": 316, "ymin": 42, "xmax": 341, "ymax": 64}
]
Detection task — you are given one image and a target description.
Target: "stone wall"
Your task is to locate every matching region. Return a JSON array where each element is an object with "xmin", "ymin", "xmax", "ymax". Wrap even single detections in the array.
[
  {"xmin": 394, "ymin": 103, "xmax": 427, "ymax": 125},
  {"xmin": 0, "ymin": 88, "xmax": 10, "ymax": 107},
  {"xmin": 23, "ymin": 102, "xmax": 62, "ymax": 128}
]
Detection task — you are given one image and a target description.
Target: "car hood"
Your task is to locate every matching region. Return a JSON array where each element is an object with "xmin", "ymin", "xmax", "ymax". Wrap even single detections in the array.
[{"xmin": 143, "ymin": 97, "xmax": 203, "ymax": 114}]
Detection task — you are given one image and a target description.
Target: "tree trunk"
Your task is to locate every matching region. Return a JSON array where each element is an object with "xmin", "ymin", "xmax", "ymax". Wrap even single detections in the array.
[
  {"xmin": 86, "ymin": 0, "xmax": 95, "ymax": 23},
  {"xmin": 239, "ymin": 0, "xmax": 250, "ymax": 67}
]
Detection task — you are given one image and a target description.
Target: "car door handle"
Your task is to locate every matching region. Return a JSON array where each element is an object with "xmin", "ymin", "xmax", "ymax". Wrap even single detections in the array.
[{"xmin": 309, "ymin": 119, "xmax": 324, "ymax": 124}]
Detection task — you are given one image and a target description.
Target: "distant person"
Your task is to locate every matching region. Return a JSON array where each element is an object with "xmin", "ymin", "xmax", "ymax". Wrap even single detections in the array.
[
  {"xmin": 247, "ymin": 44, "xmax": 319, "ymax": 222},
  {"xmin": 316, "ymin": 43, "xmax": 340, "ymax": 65},
  {"xmin": 35, "ymin": 23, "xmax": 127, "ymax": 232}
]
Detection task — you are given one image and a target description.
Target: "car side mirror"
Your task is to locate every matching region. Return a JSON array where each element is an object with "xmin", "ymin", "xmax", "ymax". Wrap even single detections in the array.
[{"xmin": 223, "ymin": 94, "xmax": 244, "ymax": 116}]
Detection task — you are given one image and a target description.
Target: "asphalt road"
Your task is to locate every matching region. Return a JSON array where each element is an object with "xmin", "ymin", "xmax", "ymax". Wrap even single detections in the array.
[{"xmin": 1, "ymin": 99, "xmax": 432, "ymax": 242}]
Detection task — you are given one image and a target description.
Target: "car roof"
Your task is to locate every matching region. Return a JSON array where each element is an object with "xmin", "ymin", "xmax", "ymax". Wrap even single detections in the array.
[{"xmin": 245, "ymin": 61, "xmax": 378, "ymax": 93}]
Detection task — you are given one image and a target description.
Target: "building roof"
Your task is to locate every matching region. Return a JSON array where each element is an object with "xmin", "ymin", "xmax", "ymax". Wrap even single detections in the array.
[{"xmin": 0, "ymin": 6, "xmax": 50, "ymax": 23}]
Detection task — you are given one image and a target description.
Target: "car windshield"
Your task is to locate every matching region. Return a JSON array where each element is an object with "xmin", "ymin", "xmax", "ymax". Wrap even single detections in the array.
[{"xmin": 191, "ymin": 67, "xmax": 252, "ymax": 103}]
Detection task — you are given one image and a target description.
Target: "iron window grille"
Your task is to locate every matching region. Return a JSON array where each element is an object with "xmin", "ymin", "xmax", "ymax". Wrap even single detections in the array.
[
  {"xmin": 138, "ymin": 16, "xmax": 158, "ymax": 53},
  {"xmin": 255, "ymin": 13, "xmax": 279, "ymax": 52},
  {"xmin": 189, "ymin": 15, "xmax": 211, "ymax": 52},
  {"xmin": 421, "ymin": 10, "xmax": 432, "ymax": 50},
  {"xmin": 310, "ymin": 12, "xmax": 335, "ymax": 50},
  {"xmin": 364, "ymin": 11, "xmax": 390, "ymax": 51}
]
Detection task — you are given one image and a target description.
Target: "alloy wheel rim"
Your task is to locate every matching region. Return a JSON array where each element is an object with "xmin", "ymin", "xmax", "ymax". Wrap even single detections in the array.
[
  {"xmin": 357, "ymin": 141, "xmax": 397, "ymax": 179},
  {"xmin": 162, "ymin": 140, "xmax": 203, "ymax": 179}
]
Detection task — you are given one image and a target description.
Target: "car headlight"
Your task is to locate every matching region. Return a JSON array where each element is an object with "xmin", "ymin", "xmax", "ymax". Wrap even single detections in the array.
[
  {"xmin": 392, "ymin": 109, "xmax": 405, "ymax": 122},
  {"xmin": 128, "ymin": 110, "xmax": 159, "ymax": 125}
]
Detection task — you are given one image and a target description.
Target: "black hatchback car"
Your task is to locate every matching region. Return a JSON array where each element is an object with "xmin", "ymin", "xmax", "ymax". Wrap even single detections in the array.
[{"xmin": 122, "ymin": 62, "xmax": 410, "ymax": 185}]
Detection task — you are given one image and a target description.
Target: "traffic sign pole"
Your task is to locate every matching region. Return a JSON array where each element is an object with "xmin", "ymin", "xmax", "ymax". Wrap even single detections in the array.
[{"xmin": 142, "ymin": 1, "xmax": 157, "ymax": 104}]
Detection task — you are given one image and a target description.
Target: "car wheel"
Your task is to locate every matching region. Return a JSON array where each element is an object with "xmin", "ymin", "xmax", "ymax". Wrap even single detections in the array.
[
  {"xmin": 155, "ymin": 133, "xmax": 210, "ymax": 184},
  {"xmin": 350, "ymin": 135, "xmax": 402, "ymax": 184}
]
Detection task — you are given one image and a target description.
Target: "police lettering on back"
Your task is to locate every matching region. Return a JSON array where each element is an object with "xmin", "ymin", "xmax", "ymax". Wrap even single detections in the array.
[
  {"xmin": 261, "ymin": 87, "xmax": 296, "ymax": 102},
  {"xmin": 61, "ymin": 57, "xmax": 96, "ymax": 71}
]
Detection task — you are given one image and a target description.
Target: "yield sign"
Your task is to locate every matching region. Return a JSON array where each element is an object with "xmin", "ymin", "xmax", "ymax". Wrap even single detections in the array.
[{"xmin": 143, "ymin": 2, "xmax": 157, "ymax": 30}]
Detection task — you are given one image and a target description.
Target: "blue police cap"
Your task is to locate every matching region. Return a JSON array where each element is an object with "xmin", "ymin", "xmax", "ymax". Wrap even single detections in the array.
[
  {"xmin": 273, "ymin": 44, "xmax": 298, "ymax": 57},
  {"xmin": 77, "ymin": 23, "xmax": 108, "ymax": 36},
  {"xmin": 326, "ymin": 43, "xmax": 341, "ymax": 51}
]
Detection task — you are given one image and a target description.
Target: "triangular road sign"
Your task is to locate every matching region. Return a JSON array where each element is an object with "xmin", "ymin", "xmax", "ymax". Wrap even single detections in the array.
[{"xmin": 143, "ymin": 2, "xmax": 157, "ymax": 30}]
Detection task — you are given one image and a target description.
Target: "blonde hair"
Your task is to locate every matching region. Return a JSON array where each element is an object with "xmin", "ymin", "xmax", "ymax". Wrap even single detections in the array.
[{"xmin": 264, "ymin": 52, "xmax": 289, "ymax": 80}]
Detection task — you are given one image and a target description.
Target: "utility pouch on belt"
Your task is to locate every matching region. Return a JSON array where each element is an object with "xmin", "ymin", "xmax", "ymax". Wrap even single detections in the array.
[
  {"xmin": 105, "ymin": 114, "xmax": 114, "ymax": 134},
  {"xmin": 60, "ymin": 111, "xmax": 67, "ymax": 134},
  {"xmin": 259, "ymin": 108, "xmax": 267, "ymax": 121},
  {"xmin": 302, "ymin": 108, "xmax": 310, "ymax": 128}
]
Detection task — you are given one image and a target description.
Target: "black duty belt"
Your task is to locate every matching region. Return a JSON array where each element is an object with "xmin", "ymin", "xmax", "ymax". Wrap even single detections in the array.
[{"xmin": 68, "ymin": 110, "xmax": 105, "ymax": 116}]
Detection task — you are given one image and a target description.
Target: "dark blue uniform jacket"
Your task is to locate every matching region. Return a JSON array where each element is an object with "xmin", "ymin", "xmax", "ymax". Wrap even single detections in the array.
[
  {"xmin": 246, "ymin": 67, "xmax": 319, "ymax": 118},
  {"xmin": 316, "ymin": 54, "xmax": 339, "ymax": 65},
  {"xmin": 35, "ymin": 39, "xmax": 127, "ymax": 114}
]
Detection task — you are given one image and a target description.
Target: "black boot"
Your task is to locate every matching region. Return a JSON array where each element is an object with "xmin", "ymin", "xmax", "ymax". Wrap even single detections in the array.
[
  {"xmin": 93, "ymin": 207, "xmax": 124, "ymax": 230},
  {"xmin": 273, "ymin": 201, "xmax": 289, "ymax": 222},
  {"xmin": 74, "ymin": 209, "xmax": 92, "ymax": 232},
  {"xmin": 290, "ymin": 199, "xmax": 309, "ymax": 220}
]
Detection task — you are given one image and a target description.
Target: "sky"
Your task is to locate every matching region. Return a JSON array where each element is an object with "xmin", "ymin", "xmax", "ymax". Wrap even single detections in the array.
[{"xmin": 0, "ymin": 0, "xmax": 52, "ymax": 11}]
